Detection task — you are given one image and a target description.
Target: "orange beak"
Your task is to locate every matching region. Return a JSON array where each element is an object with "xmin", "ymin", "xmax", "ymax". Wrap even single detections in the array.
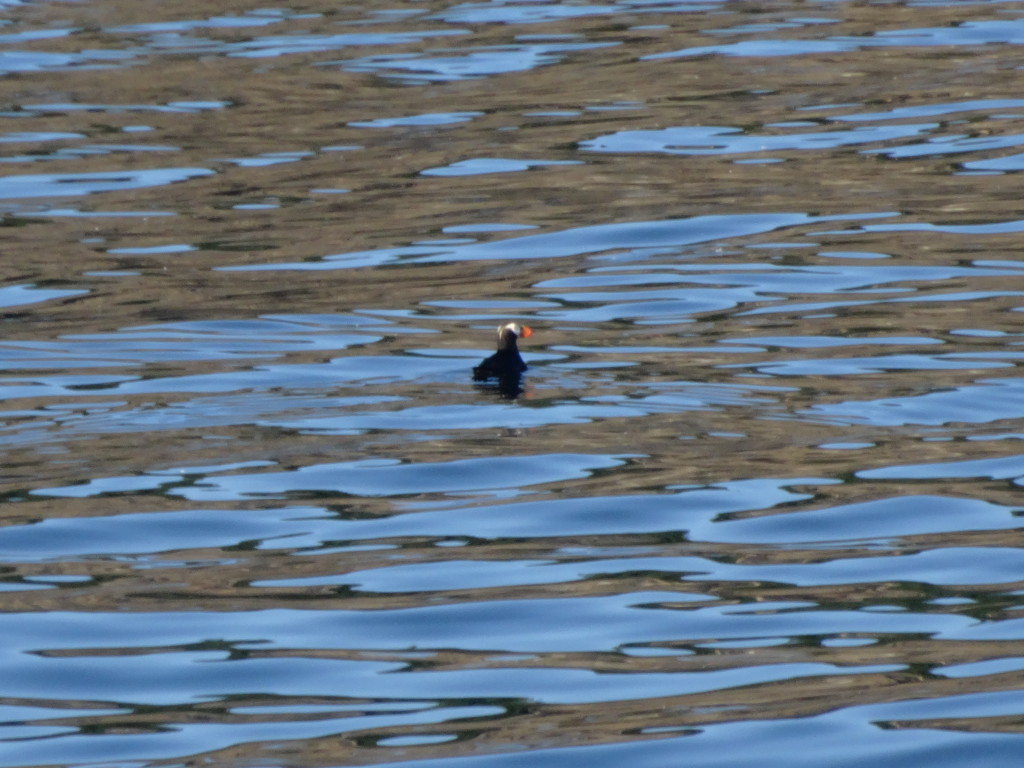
[{"xmin": 519, "ymin": 325, "xmax": 532, "ymax": 339}]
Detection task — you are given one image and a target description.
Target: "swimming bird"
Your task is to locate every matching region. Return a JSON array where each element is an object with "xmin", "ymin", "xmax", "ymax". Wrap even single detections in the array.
[{"xmin": 472, "ymin": 322, "xmax": 532, "ymax": 381}]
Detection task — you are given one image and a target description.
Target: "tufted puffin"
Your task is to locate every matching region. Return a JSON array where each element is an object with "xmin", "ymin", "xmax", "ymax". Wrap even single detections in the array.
[{"xmin": 472, "ymin": 322, "xmax": 532, "ymax": 381}]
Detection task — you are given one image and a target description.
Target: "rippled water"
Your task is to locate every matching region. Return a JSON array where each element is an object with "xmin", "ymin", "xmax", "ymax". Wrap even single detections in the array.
[{"xmin": 5, "ymin": 1, "xmax": 1024, "ymax": 766}]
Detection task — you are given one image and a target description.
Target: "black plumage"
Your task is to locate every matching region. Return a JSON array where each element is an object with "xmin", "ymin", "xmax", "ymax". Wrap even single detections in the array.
[{"xmin": 472, "ymin": 322, "xmax": 532, "ymax": 381}]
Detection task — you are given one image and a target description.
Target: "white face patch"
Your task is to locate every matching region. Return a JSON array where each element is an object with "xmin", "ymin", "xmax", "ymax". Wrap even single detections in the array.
[{"xmin": 499, "ymin": 322, "xmax": 522, "ymax": 336}]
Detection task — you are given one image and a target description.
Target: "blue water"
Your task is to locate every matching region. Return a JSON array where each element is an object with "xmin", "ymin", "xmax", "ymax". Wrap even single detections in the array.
[{"xmin": 4, "ymin": 0, "xmax": 1024, "ymax": 766}]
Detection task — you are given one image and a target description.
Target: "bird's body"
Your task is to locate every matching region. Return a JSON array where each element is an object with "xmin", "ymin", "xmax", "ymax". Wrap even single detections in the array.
[{"xmin": 473, "ymin": 322, "xmax": 532, "ymax": 381}]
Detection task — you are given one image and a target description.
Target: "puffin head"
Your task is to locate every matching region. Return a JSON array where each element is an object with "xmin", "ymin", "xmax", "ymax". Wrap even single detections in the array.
[{"xmin": 498, "ymin": 322, "xmax": 532, "ymax": 339}]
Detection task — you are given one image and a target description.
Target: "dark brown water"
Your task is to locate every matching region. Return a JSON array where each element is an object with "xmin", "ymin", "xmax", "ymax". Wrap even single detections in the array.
[{"xmin": 5, "ymin": 1, "xmax": 1024, "ymax": 766}]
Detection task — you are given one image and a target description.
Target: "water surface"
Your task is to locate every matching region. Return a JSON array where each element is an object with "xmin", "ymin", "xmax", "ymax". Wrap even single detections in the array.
[{"xmin": 4, "ymin": 1, "xmax": 1024, "ymax": 767}]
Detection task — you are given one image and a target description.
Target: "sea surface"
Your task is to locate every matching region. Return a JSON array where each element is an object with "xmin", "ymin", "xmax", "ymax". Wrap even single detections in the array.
[{"xmin": 4, "ymin": 0, "xmax": 1024, "ymax": 766}]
